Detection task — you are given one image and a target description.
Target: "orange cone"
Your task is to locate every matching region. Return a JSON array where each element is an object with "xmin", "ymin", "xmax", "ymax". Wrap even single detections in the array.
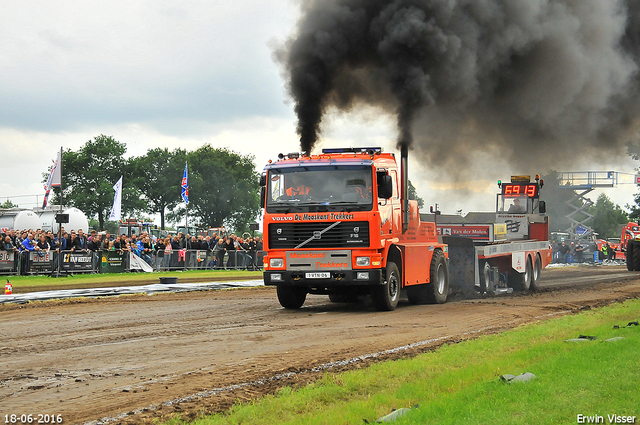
[{"xmin": 5, "ymin": 280, "xmax": 12, "ymax": 295}]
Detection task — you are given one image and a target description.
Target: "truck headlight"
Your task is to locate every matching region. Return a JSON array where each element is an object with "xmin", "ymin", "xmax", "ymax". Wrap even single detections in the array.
[
  {"xmin": 270, "ymin": 258, "xmax": 284, "ymax": 268},
  {"xmin": 356, "ymin": 256, "xmax": 370, "ymax": 266}
]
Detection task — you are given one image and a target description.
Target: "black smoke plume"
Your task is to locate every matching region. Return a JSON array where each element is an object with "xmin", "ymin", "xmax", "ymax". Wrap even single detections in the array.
[{"xmin": 278, "ymin": 0, "xmax": 640, "ymax": 172}]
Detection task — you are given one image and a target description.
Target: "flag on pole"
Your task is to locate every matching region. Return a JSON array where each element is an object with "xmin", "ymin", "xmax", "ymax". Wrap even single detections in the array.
[
  {"xmin": 109, "ymin": 176, "xmax": 123, "ymax": 221},
  {"xmin": 181, "ymin": 162, "xmax": 189, "ymax": 204},
  {"xmin": 42, "ymin": 150, "xmax": 62, "ymax": 209}
]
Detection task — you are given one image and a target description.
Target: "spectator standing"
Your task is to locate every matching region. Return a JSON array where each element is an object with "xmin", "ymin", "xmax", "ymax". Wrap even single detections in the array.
[
  {"xmin": 224, "ymin": 236, "xmax": 236, "ymax": 268},
  {"xmin": 575, "ymin": 241, "xmax": 584, "ymax": 263},
  {"xmin": 187, "ymin": 236, "xmax": 199, "ymax": 268},
  {"xmin": 170, "ymin": 236, "xmax": 182, "ymax": 268},
  {"xmin": 88, "ymin": 234, "xmax": 102, "ymax": 271},
  {"xmin": 607, "ymin": 243, "xmax": 616, "ymax": 261},
  {"xmin": 238, "ymin": 238, "xmax": 252, "ymax": 269},
  {"xmin": 36, "ymin": 233, "xmax": 51, "ymax": 252},
  {"xmin": 156, "ymin": 237, "xmax": 165, "ymax": 270},
  {"xmin": 213, "ymin": 237, "xmax": 225, "ymax": 269},
  {"xmin": 601, "ymin": 243, "xmax": 609, "ymax": 261},
  {"xmin": 3, "ymin": 235, "xmax": 19, "ymax": 271},
  {"xmin": 68, "ymin": 233, "xmax": 81, "ymax": 252},
  {"xmin": 568, "ymin": 242, "xmax": 576, "ymax": 263},
  {"xmin": 142, "ymin": 236, "xmax": 154, "ymax": 266},
  {"xmin": 559, "ymin": 241, "xmax": 569, "ymax": 263},
  {"xmin": 20, "ymin": 233, "xmax": 36, "ymax": 274},
  {"xmin": 162, "ymin": 237, "xmax": 173, "ymax": 270}
]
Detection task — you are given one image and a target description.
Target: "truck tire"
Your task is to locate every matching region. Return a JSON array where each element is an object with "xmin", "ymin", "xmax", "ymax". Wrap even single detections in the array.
[
  {"xmin": 633, "ymin": 242, "xmax": 640, "ymax": 271},
  {"xmin": 425, "ymin": 250, "xmax": 449, "ymax": 304},
  {"xmin": 627, "ymin": 242, "xmax": 634, "ymax": 271},
  {"xmin": 371, "ymin": 261, "xmax": 400, "ymax": 311},
  {"xmin": 530, "ymin": 254, "xmax": 542, "ymax": 291},
  {"xmin": 479, "ymin": 261, "xmax": 493, "ymax": 294},
  {"xmin": 276, "ymin": 285, "xmax": 307, "ymax": 309},
  {"xmin": 511, "ymin": 256, "xmax": 532, "ymax": 291}
]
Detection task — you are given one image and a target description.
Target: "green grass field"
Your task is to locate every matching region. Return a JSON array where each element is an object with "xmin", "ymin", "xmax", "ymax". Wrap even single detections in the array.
[
  {"xmin": 4, "ymin": 269, "xmax": 262, "ymax": 292},
  {"xmin": 165, "ymin": 299, "xmax": 640, "ymax": 425}
]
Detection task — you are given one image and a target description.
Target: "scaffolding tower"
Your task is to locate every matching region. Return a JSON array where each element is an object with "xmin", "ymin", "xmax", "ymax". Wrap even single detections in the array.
[{"xmin": 557, "ymin": 171, "xmax": 619, "ymax": 240}]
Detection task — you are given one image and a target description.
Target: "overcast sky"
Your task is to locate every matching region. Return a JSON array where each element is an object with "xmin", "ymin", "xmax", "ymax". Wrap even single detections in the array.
[{"xmin": 1, "ymin": 0, "xmax": 638, "ymax": 219}]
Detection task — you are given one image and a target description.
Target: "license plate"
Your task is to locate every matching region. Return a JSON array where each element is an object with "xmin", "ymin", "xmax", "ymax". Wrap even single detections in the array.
[{"xmin": 305, "ymin": 272, "xmax": 330, "ymax": 279}]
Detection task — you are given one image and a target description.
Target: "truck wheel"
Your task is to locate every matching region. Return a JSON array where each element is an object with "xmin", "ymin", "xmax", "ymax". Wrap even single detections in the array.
[
  {"xmin": 276, "ymin": 285, "xmax": 307, "ymax": 309},
  {"xmin": 425, "ymin": 250, "xmax": 449, "ymax": 304},
  {"xmin": 479, "ymin": 261, "xmax": 493, "ymax": 294},
  {"xmin": 633, "ymin": 242, "xmax": 640, "ymax": 271},
  {"xmin": 627, "ymin": 242, "xmax": 634, "ymax": 271},
  {"xmin": 371, "ymin": 261, "xmax": 400, "ymax": 311},
  {"xmin": 512, "ymin": 256, "xmax": 532, "ymax": 291},
  {"xmin": 530, "ymin": 254, "xmax": 542, "ymax": 291}
]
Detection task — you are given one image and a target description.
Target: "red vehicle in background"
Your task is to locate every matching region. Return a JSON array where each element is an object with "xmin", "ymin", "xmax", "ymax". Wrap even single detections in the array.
[
  {"xmin": 598, "ymin": 222, "xmax": 640, "ymax": 261},
  {"xmin": 620, "ymin": 222, "xmax": 640, "ymax": 258}
]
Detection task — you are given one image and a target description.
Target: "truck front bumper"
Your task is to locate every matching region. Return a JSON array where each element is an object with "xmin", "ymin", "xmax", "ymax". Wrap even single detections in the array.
[{"xmin": 263, "ymin": 269, "xmax": 383, "ymax": 287}]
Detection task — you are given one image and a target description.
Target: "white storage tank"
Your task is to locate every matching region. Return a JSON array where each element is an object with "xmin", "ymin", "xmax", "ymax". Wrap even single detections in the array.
[
  {"xmin": 0, "ymin": 209, "xmax": 42, "ymax": 233},
  {"xmin": 38, "ymin": 207, "xmax": 90, "ymax": 233}
]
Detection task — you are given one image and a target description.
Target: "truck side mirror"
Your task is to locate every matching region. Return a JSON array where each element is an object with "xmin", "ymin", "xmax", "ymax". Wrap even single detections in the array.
[
  {"xmin": 259, "ymin": 173, "xmax": 266, "ymax": 187},
  {"xmin": 538, "ymin": 200, "xmax": 546, "ymax": 214},
  {"xmin": 377, "ymin": 174, "xmax": 393, "ymax": 199},
  {"xmin": 260, "ymin": 187, "xmax": 266, "ymax": 207}
]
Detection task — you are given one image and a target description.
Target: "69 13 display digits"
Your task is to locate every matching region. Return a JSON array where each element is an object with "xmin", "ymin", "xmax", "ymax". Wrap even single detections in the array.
[{"xmin": 5, "ymin": 414, "xmax": 62, "ymax": 424}]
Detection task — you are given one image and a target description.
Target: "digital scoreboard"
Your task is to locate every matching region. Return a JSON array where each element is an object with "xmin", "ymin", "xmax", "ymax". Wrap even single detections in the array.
[{"xmin": 501, "ymin": 183, "xmax": 539, "ymax": 198}]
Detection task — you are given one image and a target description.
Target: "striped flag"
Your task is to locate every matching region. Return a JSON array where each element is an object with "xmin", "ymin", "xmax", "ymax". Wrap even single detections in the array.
[
  {"xmin": 42, "ymin": 150, "xmax": 62, "ymax": 209},
  {"xmin": 181, "ymin": 162, "xmax": 189, "ymax": 204},
  {"xmin": 109, "ymin": 176, "xmax": 123, "ymax": 221}
]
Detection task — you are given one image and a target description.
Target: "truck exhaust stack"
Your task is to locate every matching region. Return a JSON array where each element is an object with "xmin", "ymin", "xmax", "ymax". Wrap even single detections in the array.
[{"xmin": 401, "ymin": 145, "xmax": 409, "ymax": 234}]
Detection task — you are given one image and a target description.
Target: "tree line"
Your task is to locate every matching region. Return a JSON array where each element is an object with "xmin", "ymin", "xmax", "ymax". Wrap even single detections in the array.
[{"xmin": 45, "ymin": 135, "xmax": 260, "ymax": 233}]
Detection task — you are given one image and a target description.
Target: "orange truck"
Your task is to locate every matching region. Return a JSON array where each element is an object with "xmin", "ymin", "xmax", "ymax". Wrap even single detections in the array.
[
  {"xmin": 260, "ymin": 147, "xmax": 448, "ymax": 311},
  {"xmin": 260, "ymin": 148, "xmax": 552, "ymax": 310},
  {"xmin": 617, "ymin": 222, "xmax": 640, "ymax": 260}
]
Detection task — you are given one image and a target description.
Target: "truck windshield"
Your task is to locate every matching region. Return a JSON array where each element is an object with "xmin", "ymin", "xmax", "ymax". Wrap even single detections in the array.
[
  {"xmin": 497, "ymin": 195, "xmax": 530, "ymax": 214},
  {"xmin": 266, "ymin": 165, "xmax": 373, "ymax": 213}
]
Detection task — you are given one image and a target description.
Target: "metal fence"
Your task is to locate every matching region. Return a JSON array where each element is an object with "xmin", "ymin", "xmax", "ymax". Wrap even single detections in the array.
[
  {"xmin": 0, "ymin": 249, "xmax": 263, "ymax": 276},
  {"xmin": 153, "ymin": 249, "xmax": 263, "ymax": 271}
]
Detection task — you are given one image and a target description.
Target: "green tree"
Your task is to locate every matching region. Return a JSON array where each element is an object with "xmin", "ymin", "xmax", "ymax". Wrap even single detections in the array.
[
  {"xmin": 60, "ymin": 135, "xmax": 144, "ymax": 230},
  {"xmin": 0, "ymin": 199, "xmax": 18, "ymax": 208},
  {"xmin": 167, "ymin": 145, "xmax": 260, "ymax": 233},
  {"xmin": 131, "ymin": 147, "xmax": 186, "ymax": 230},
  {"xmin": 586, "ymin": 194, "xmax": 628, "ymax": 239},
  {"xmin": 407, "ymin": 180, "xmax": 424, "ymax": 209}
]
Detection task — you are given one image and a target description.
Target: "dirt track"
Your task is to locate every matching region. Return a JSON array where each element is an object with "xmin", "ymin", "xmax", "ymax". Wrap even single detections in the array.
[{"xmin": 2, "ymin": 265, "xmax": 640, "ymax": 424}]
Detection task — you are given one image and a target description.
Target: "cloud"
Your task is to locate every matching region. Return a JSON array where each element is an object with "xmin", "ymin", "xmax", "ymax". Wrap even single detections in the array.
[{"xmin": 0, "ymin": 0, "xmax": 296, "ymax": 133}]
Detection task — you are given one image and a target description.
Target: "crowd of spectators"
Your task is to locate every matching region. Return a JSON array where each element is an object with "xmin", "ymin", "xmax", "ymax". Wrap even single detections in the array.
[
  {"xmin": 0, "ymin": 227, "xmax": 263, "ymax": 274},
  {"xmin": 550, "ymin": 239, "xmax": 616, "ymax": 263},
  {"xmin": 156, "ymin": 232, "xmax": 263, "ymax": 271}
]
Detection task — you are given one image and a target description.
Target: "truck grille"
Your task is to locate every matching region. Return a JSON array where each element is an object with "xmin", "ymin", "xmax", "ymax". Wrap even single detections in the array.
[{"xmin": 268, "ymin": 221, "xmax": 369, "ymax": 249}]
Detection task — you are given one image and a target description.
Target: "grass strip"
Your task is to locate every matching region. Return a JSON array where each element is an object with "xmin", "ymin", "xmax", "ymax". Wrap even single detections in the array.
[
  {"xmin": 166, "ymin": 299, "xmax": 640, "ymax": 425},
  {"xmin": 3, "ymin": 269, "xmax": 262, "ymax": 291}
]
